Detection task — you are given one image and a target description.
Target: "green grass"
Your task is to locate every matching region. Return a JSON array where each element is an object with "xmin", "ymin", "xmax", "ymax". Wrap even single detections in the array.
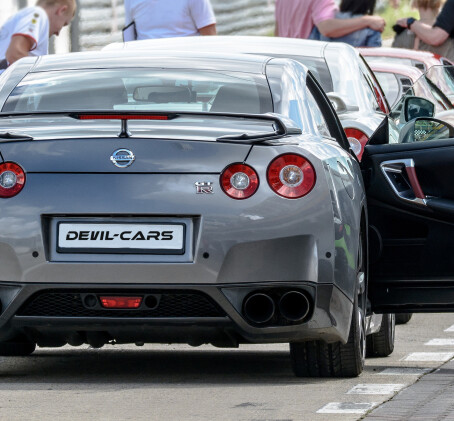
[{"xmin": 378, "ymin": 0, "xmax": 419, "ymax": 40}]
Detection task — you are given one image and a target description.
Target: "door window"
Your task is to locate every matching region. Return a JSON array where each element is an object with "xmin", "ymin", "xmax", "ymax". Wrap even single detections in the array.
[
  {"xmin": 358, "ymin": 57, "xmax": 390, "ymax": 114},
  {"xmin": 305, "ymin": 87, "xmax": 331, "ymax": 138},
  {"xmin": 374, "ymin": 72, "xmax": 400, "ymax": 108}
]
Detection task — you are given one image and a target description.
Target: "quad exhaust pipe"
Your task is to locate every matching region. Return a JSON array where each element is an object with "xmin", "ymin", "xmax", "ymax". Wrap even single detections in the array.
[
  {"xmin": 278, "ymin": 291, "xmax": 310, "ymax": 322},
  {"xmin": 243, "ymin": 290, "xmax": 311, "ymax": 325},
  {"xmin": 243, "ymin": 293, "xmax": 275, "ymax": 324}
]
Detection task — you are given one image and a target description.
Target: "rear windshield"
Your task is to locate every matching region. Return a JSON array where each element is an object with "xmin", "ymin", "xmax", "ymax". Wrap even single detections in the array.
[{"xmin": 2, "ymin": 69, "xmax": 273, "ymax": 115}]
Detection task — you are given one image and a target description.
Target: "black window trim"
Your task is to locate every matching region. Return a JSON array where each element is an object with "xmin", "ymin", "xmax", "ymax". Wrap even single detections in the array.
[{"xmin": 306, "ymin": 71, "xmax": 350, "ymax": 152}]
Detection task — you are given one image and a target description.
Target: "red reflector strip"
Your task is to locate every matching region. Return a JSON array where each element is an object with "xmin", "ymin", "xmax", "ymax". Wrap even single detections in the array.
[
  {"xmin": 78, "ymin": 114, "xmax": 169, "ymax": 120},
  {"xmin": 100, "ymin": 296, "xmax": 143, "ymax": 309}
]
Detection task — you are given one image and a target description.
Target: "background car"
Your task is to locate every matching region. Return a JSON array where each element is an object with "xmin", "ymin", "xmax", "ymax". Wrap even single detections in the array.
[
  {"xmin": 104, "ymin": 36, "xmax": 391, "ymax": 161},
  {"xmin": 360, "ymin": 47, "xmax": 454, "ymax": 106},
  {"xmin": 358, "ymin": 47, "xmax": 453, "ymax": 71},
  {"xmin": 380, "ymin": 65, "xmax": 454, "ymax": 131},
  {"xmin": 369, "ymin": 62, "xmax": 453, "ymax": 112}
]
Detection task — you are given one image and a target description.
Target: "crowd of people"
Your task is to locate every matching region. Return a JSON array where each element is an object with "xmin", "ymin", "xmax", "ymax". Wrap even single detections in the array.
[{"xmin": 0, "ymin": 0, "xmax": 453, "ymax": 68}]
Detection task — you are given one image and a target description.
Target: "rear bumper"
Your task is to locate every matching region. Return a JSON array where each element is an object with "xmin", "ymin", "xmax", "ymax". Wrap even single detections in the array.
[{"xmin": 0, "ymin": 281, "xmax": 352, "ymax": 346}]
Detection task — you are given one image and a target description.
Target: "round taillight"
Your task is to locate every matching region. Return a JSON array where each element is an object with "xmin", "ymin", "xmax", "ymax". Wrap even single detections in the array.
[
  {"xmin": 345, "ymin": 128, "xmax": 368, "ymax": 161},
  {"xmin": 0, "ymin": 162, "xmax": 25, "ymax": 198},
  {"xmin": 220, "ymin": 163, "xmax": 259, "ymax": 199},
  {"xmin": 267, "ymin": 154, "xmax": 315, "ymax": 199}
]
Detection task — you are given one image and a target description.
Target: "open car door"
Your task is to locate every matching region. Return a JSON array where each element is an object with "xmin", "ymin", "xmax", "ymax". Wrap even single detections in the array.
[{"xmin": 363, "ymin": 106, "xmax": 454, "ymax": 313}]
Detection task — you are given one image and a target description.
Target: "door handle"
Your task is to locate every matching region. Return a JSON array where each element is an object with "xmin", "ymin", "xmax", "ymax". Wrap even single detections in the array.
[{"xmin": 380, "ymin": 159, "xmax": 427, "ymax": 206}]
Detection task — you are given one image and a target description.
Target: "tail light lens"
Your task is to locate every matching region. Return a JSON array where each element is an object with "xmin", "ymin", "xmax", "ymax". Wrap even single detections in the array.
[
  {"xmin": 345, "ymin": 128, "xmax": 368, "ymax": 161},
  {"xmin": 220, "ymin": 163, "xmax": 259, "ymax": 199},
  {"xmin": 0, "ymin": 162, "xmax": 25, "ymax": 198},
  {"xmin": 267, "ymin": 154, "xmax": 316, "ymax": 199}
]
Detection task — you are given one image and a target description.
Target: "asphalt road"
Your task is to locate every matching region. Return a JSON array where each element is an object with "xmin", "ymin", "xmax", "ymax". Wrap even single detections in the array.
[{"xmin": 1, "ymin": 313, "xmax": 454, "ymax": 421}]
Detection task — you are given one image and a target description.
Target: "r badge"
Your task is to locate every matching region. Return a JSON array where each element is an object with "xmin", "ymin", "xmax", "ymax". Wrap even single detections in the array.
[{"xmin": 195, "ymin": 182, "xmax": 214, "ymax": 194}]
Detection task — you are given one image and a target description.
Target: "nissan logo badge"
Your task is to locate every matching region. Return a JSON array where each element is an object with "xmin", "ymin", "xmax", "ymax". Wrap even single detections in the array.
[{"xmin": 110, "ymin": 149, "xmax": 135, "ymax": 168}]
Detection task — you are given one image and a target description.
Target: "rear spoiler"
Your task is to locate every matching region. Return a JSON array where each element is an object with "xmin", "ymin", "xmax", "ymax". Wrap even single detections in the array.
[{"xmin": 0, "ymin": 111, "xmax": 302, "ymax": 142}]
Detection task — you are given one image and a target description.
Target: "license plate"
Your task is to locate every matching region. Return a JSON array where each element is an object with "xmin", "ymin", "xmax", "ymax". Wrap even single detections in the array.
[{"xmin": 57, "ymin": 222, "xmax": 185, "ymax": 254}]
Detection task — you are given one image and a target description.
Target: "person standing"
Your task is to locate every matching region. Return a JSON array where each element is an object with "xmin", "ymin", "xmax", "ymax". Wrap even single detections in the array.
[
  {"xmin": 316, "ymin": 0, "xmax": 382, "ymax": 47},
  {"xmin": 0, "ymin": 0, "xmax": 76, "ymax": 71},
  {"xmin": 123, "ymin": 0, "xmax": 216, "ymax": 41},
  {"xmin": 393, "ymin": 0, "xmax": 443, "ymax": 49},
  {"xmin": 275, "ymin": 0, "xmax": 385, "ymax": 40},
  {"xmin": 396, "ymin": 0, "xmax": 454, "ymax": 61}
]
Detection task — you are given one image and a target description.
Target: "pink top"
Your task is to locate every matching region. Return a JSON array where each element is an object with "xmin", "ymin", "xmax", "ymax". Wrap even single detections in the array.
[{"xmin": 275, "ymin": 0, "xmax": 337, "ymax": 39}]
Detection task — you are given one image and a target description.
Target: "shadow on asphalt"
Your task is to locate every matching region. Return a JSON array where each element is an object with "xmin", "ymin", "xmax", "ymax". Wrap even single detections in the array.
[{"xmin": 0, "ymin": 348, "xmax": 324, "ymax": 386}]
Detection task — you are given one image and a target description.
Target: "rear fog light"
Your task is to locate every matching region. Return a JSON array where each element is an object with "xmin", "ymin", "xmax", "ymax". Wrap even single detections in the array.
[{"xmin": 100, "ymin": 296, "xmax": 142, "ymax": 309}]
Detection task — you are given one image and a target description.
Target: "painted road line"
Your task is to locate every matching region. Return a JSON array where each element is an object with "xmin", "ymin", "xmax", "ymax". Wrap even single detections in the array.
[
  {"xmin": 402, "ymin": 352, "xmax": 454, "ymax": 362},
  {"xmin": 425, "ymin": 338, "xmax": 454, "ymax": 346},
  {"xmin": 316, "ymin": 402, "xmax": 378, "ymax": 414},
  {"xmin": 347, "ymin": 384, "xmax": 405, "ymax": 394},
  {"xmin": 444, "ymin": 325, "xmax": 454, "ymax": 332},
  {"xmin": 377, "ymin": 367, "xmax": 431, "ymax": 375}
]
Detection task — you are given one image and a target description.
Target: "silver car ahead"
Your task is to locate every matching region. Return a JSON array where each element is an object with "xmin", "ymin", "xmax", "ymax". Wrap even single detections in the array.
[
  {"xmin": 0, "ymin": 50, "xmax": 450, "ymax": 377},
  {"xmin": 104, "ymin": 36, "xmax": 391, "ymax": 160}
]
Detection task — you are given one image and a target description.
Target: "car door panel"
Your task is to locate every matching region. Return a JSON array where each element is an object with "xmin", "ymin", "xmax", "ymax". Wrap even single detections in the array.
[
  {"xmin": 366, "ymin": 141, "xmax": 454, "ymax": 217},
  {"xmin": 363, "ymin": 136, "xmax": 454, "ymax": 313}
]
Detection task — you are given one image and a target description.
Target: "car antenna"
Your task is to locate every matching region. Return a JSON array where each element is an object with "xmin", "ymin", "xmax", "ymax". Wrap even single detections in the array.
[{"xmin": 119, "ymin": 119, "xmax": 131, "ymax": 138}]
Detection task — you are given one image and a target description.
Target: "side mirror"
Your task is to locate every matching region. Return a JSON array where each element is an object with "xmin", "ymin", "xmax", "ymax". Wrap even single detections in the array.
[
  {"xmin": 402, "ymin": 96, "xmax": 435, "ymax": 123},
  {"xmin": 327, "ymin": 93, "xmax": 359, "ymax": 114},
  {"xmin": 398, "ymin": 118, "xmax": 454, "ymax": 143}
]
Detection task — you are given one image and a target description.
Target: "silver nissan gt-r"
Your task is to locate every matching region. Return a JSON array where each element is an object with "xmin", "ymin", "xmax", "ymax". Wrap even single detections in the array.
[{"xmin": 0, "ymin": 50, "xmax": 371, "ymax": 377}]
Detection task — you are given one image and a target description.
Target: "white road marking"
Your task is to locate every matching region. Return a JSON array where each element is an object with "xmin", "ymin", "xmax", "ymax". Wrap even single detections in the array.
[
  {"xmin": 402, "ymin": 352, "xmax": 454, "ymax": 362},
  {"xmin": 425, "ymin": 338, "xmax": 454, "ymax": 346},
  {"xmin": 347, "ymin": 384, "xmax": 405, "ymax": 394},
  {"xmin": 316, "ymin": 402, "xmax": 378, "ymax": 414},
  {"xmin": 377, "ymin": 367, "xmax": 431, "ymax": 375},
  {"xmin": 444, "ymin": 325, "xmax": 454, "ymax": 332}
]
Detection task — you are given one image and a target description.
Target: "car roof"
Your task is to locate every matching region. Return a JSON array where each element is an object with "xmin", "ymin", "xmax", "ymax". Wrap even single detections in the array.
[
  {"xmin": 104, "ymin": 35, "xmax": 358, "ymax": 60},
  {"xmin": 358, "ymin": 47, "xmax": 444, "ymax": 66},
  {"xmin": 368, "ymin": 61, "xmax": 423, "ymax": 80},
  {"xmin": 27, "ymin": 49, "xmax": 273, "ymax": 74}
]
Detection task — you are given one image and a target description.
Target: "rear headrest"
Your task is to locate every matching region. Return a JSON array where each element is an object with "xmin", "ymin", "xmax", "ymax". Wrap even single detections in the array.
[{"xmin": 210, "ymin": 84, "xmax": 261, "ymax": 114}]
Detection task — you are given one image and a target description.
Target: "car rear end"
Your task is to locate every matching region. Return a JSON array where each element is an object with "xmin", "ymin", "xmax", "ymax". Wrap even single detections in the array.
[{"xmin": 0, "ymin": 53, "xmax": 357, "ymax": 352}]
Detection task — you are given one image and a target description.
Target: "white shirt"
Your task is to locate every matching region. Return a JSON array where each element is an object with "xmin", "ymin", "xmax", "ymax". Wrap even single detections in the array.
[
  {"xmin": 0, "ymin": 6, "xmax": 49, "ymax": 62},
  {"xmin": 124, "ymin": 0, "xmax": 216, "ymax": 41}
]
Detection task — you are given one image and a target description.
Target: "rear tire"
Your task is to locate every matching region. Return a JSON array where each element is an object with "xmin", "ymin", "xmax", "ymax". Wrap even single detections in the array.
[
  {"xmin": 396, "ymin": 313, "xmax": 412, "ymax": 324},
  {"xmin": 290, "ymin": 228, "xmax": 366, "ymax": 377},
  {"xmin": 366, "ymin": 313, "xmax": 395, "ymax": 357},
  {"xmin": 0, "ymin": 341, "xmax": 36, "ymax": 356},
  {"xmin": 290, "ymin": 291, "xmax": 365, "ymax": 377}
]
